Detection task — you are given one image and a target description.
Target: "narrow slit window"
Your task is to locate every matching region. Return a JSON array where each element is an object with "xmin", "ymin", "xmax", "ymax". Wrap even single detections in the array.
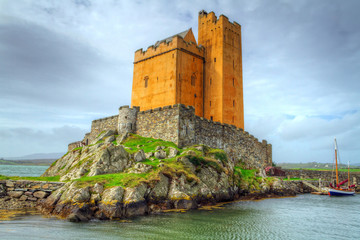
[
  {"xmin": 210, "ymin": 116, "xmax": 213, "ymax": 121},
  {"xmin": 210, "ymin": 101, "xmax": 211, "ymax": 106},
  {"xmin": 214, "ymin": 58, "xmax": 216, "ymax": 62},
  {"xmin": 144, "ymin": 76, "xmax": 149, "ymax": 88},
  {"xmin": 210, "ymin": 78, "xmax": 212, "ymax": 85},
  {"xmin": 191, "ymin": 73, "xmax": 196, "ymax": 86},
  {"xmin": 233, "ymin": 100, "xmax": 235, "ymax": 107}
]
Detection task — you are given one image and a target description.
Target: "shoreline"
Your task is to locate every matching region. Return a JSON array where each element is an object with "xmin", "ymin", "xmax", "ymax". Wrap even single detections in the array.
[{"xmin": 1, "ymin": 190, "xmax": 297, "ymax": 221}]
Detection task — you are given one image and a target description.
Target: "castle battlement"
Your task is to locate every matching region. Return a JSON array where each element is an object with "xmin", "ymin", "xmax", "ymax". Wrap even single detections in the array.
[
  {"xmin": 134, "ymin": 29, "xmax": 204, "ymax": 63},
  {"xmin": 199, "ymin": 10, "xmax": 241, "ymax": 30}
]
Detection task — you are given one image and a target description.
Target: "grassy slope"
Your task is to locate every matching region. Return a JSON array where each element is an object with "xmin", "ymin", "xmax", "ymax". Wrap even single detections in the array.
[{"xmin": 0, "ymin": 135, "xmax": 263, "ymax": 190}]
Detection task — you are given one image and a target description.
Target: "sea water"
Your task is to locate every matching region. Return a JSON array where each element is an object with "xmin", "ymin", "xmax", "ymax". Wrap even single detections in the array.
[
  {"xmin": 1, "ymin": 166, "xmax": 359, "ymax": 240},
  {"xmin": 0, "ymin": 165, "xmax": 48, "ymax": 177},
  {"xmin": 1, "ymin": 194, "xmax": 359, "ymax": 240}
]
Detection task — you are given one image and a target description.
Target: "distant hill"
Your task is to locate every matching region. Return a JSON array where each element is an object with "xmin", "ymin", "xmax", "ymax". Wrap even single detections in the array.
[
  {"xmin": 277, "ymin": 162, "xmax": 360, "ymax": 170},
  {"xmin": 0, "ymin": 158, "xmax": 56, "ymax": 166},
  {"xmin": 2, "ymin": 152, "xmax": 64, "ymax": 161}
]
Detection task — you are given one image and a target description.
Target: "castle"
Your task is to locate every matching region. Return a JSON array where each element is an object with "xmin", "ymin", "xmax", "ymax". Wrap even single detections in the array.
[
  {"xmin": 132, "ymin": 10, "xmax": 244, "ymax": 129},
  {"xmin": 68, "ymin": 11, "xmax": 272, "ymax": 168}
]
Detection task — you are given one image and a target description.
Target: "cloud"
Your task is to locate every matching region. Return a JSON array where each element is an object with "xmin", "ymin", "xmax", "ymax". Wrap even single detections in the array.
[
  {"xmin": 0, "ymin": 125, "xmax": 87, "ymax": 157},
  {"xmin": 0, "ymin": 0, "xmax": 359, "ymax": 163}
]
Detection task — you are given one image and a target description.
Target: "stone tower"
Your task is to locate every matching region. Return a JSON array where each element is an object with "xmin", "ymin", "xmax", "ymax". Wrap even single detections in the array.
[
  {"xmin": 118, "ymin": 105, "xmax": 139, "ymax": 135},
  {"xmin": 198, "ymin": 10, "xmax": 244, "ymax": 129}
]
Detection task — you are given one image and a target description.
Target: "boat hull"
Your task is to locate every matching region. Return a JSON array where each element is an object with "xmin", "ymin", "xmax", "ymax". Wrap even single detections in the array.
[{"xmin": 329, "ymin": 188, "xmax": 355, "ymax": 196}]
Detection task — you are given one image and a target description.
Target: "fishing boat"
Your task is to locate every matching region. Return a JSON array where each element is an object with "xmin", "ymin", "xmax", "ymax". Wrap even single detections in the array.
[{"xmin": 328, "ymin": 138, "xmax": 355, "ymax": 196}]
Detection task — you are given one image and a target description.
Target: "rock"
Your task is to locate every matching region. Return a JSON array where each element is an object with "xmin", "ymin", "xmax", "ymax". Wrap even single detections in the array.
[
  {"xmin": 93, "ymin": 183, "xmax": 104, "ymax": 194},
  {"xmin": 183, "ymin": 150, "xmax": 197, "ymax": 156},
  {"xmin": 8, "ymin": 191, "xmax": 23, "ymax": 198},
  {"xmin": 87, "ymin": 145, "xmax": 130, "ymax": 177},
  {"xmin": 145, "ymin": 152, "xmax": 154, "ymax": 159},
  {"xmin": 194, "ymin": 145, "xmax": 204, "ymax": 152},
  {"xmin": 101, "ymin": 186, "xmax": 125, "ymax": 204},
  {"xmin": 123, "ymin": 184, "xmax": 147, "ymax": 204},
  {"xmin": 105, "ymin": 135, "xmax": 116, "ymax": 143},
  {"xmin": 19, "ymin": 195, "xmax": 28, "ymax": 201},
  {"xmin": 0, "ymin": 183, "xmax": 6, "ymax": 197},
  {"xmin": 149, "ymin": 173, "xmax": 169, "ymax": 201},
  {"xmin": 178, "ymin": 157, "xmax": 196, "ymax": 172},
  {"xmin": 134, "ymin": 150, "xmax": 146, "ymax": 162},
  {"xmin": 5, "ymin": 180, "xmax": 14, "ymax": 187},
  {"xmin": 155, "ymin": 146, "xmax": 165, "ymax": 151},
  {"xmin": 168, "ymin": 147, "xmax": 179, "ymax": 158},
  {"xmin": 28, "ymin": 197, "xmax": 37, "ymax": 201},
  {"xmin": 174, "ymin": 199, "xmax": 195, "ymax": 209},
  {"xmin": 93, "ymin": 130, "xmax": 116, "ymax": 144},
  {"xmin": 33, "ymin": 191, "xmax": 48, "ymax": 199},
  {"xmin": 154, "ymin": 150, "xmax": 166, "ymax": 159},
  {"xmin": 129, "ymin": 163, "xmax": 152, "ymax": 174},
  {"xmin": 24, "ymin": 191, "xmax": 33, "ymax": 196},
  {"xmin": 116, "ymin": 132, "xmax": 129, "ymax": 144},
  {"xmin": 67, "ymin": 211, "xmax": 90, "ymax": 222},
  {"xmin": 59, "ymin": 183, "xmax": 91, "ymax": 203}
]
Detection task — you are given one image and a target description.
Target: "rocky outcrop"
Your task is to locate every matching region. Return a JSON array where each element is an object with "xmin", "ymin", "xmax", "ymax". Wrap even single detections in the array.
[{"xmin": 36, "ymin": 134, "xmax": 294, "ymax": 221}]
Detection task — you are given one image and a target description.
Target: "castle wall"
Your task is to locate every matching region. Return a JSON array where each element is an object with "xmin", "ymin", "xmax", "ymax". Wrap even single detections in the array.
[
  {"xmin": 89, "ymin": 115, "xmax": 118, "ymax": 143},
  {"xmin": 135, "ymin": 105, "xmax": 180, "ymax": 145},
  {"xmin": 133, "ymin": 104, "xmax": 272, "ymax": 168}
]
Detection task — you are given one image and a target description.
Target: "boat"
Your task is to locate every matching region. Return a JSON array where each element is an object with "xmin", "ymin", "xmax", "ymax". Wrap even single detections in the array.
[{"xmin": 328, "ymin": 138, "xmax": 355, "ymax": 196}]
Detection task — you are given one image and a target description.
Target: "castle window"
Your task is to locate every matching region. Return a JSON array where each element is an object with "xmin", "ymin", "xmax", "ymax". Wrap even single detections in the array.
[
  {"xmin": 211, "ymin": 116, "xmax": 213, "ymax": 121},
  {"xmin": 233, "ymin": 100, "xmax": 235, "ymax": 107},
  {"xmin": 210, "ymin": 78, "xmax": 212, "ymax": 85},
  {"xmin": 191, "ymin": 73, "xmax": 196, "ymax": 86},
  {"xmin": 193, "ymin": 57, "xmax": 195, "ymax": 62},
  {"xmin": 144, "ymin": 76, "xmax": 149, "ymax": 88},
  {"xmin": 214, "ymin": 58, "xmax": 216, "ymax": 62},
  {"xmin": 210, "ymin": 101, "xmax": 211, "ymax": 106}
]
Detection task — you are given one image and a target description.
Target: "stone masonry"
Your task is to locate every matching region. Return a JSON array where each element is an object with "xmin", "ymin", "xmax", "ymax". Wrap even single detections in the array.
[
  {"xmin": 0, "ymin": 180, "xmax": 65, "ymax": 207},
  {"xmin": 69, "ymin": 104, "xmax": 272, "ymax": 169}
]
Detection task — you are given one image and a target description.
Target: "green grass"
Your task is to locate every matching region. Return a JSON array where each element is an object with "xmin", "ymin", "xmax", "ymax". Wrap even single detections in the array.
[
  {"xmin": 293, "ymin": 168, "xmax": 360, "ymax": 172},
  {"xmin": 207, "ymin": 149, "xmax": 228, "ymax": 164},
  {"xmin": 74, "ymin": 171, "xmax": 160, "ymax": 188},
  {"xmin": 187, "ymin": 155, "xmax": 224, "ymax": 173},
  {"xmin": 0, "ymin": 175, "xmax": 61, "ymax": 182},
  {"xmin": 282, "ymin": 177, "xmax": 319, "ymax": 181},
  {"xmin": 123, "ymin": 134, "xmax": 180, "ymax": 154}
]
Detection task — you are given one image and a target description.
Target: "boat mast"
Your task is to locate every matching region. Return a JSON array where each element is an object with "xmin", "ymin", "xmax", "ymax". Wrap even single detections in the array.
[
  {"xmin": 335, "ymin": 138, "xmax": 339, "ymax": 187},
  {"xmin": 348, "ymin": 161, "xmax": 350, "ymax": 189}
]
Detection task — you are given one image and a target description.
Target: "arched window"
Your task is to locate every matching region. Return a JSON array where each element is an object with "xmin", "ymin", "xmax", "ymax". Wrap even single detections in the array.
[{"xmin": 144, "ymin": 76, "xmax": 149, "ymax": 88}]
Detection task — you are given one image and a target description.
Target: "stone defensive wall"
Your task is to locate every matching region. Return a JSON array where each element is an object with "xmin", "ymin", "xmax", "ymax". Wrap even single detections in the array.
[
  {"xmin": 72, "ymin": 104, "xmax": 272, "ymax": 168},
  {"xmin": 136, "ymin": 105, "xmax": 180, "ymax": 145},
  {"xmin": 133, "ymin": 104, "xmax": 272, "ymax": 168},
  {"xmin": 134, "ymin": 35, "xmax": 204, "ymax": 63},
  {"xmin": 89, "ymin": 115, "xmax": 118, "ymax": 142},
  {"xmin": 283, "ymin": 169, "xmax": 360, "ymax": 184},
  {"xmin": 0, "ymin": 180, "xmax": 64, "ymax": 203}
]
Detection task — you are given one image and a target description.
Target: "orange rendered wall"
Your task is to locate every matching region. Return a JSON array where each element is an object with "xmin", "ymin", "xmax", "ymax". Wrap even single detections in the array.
[
  {"xmin": 131, "ymin": 34, "xmax": 204, "ymax": 116},
  {"xmin": 131, "ymin": 43, "xmax": 177, "ymax": 110},
  {"xmin": 198, "ymin": 11, "xmax": 244, "ymax": 129}
]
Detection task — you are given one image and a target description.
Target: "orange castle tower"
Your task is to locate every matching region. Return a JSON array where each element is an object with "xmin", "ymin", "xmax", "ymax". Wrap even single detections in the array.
[{"xmin": 131, "ymin": 10, "xmax": 244, "ymax": 129}]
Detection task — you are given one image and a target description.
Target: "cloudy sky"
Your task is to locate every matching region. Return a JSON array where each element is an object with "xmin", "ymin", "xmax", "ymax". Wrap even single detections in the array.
[{"xmin": 0, "ymin": 0, "xmax": 359, "ymax": 164}]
